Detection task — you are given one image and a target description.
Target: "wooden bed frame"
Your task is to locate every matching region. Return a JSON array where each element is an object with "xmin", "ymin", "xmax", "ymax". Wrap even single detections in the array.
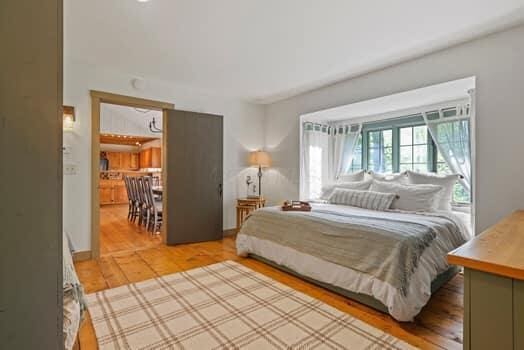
[{"xmin": 250, "ymin": 253, "xmax": 460, "ymax": 316}]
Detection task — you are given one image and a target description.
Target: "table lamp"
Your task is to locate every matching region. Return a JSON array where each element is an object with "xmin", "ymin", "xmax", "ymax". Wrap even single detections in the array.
[{"xmin": 248, "ymin": 150, "xmax": 271, "ymax": 197}]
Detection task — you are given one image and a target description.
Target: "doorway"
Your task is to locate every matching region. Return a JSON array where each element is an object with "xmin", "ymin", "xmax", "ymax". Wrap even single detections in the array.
[
  {"xmin": 91, "ymin": 91, "xmax": 225, "ymax": 259},
  {"xmin": 91, "ymin": 91, "xmax": 174, "ymax": 258}
]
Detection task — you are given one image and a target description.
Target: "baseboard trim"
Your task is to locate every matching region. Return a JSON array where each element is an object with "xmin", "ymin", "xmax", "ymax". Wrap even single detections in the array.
[
  {"xmin": 73, "ymin": 250, "xmax": 92, "ymax": 262},
  {"xmin": 73, "ymin": 233, "xmax": 234, "ymax": 261},
  {"xmin": 223, "ymin": 228, "xmax": 237, "ymax": 237}
]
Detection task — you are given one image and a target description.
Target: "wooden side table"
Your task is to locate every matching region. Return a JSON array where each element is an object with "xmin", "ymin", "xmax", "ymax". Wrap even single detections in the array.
[{"xmin": 236, "ymin": 197, "xmax": 266, "ymax": 231}]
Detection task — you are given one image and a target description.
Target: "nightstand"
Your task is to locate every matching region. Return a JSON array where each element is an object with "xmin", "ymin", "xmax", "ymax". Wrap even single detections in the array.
[{"xmin": 236, "ymin": 197, "xmax": 266, "ymax": 231}]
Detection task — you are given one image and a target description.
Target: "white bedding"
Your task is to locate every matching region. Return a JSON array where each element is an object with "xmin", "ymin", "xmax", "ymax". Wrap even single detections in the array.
[{"xmin": 236, "ymin": 204, "xmax": 469, "ymax": 322}]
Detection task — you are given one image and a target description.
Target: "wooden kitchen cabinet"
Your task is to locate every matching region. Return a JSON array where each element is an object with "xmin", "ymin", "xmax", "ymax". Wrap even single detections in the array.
[
  {"xmin": 113, "ymin": 182, "xmax": 128, "ymax": 203},
  {"xmin": 120, "ymin": 153, "xmax": 132, "ymax": 170},
  {"xmin": 99, "ymin": 179, "xmax": 128, "ymax": 205},
  {"xmin": 99, "ymin": 180, "xmax": 114, "ymax": 205},
  {"xmin": 151, "ymin": 147, "xmax": 162, "ymax": 168},
  {"xmin": 130, "ymin": 153, "xmax": 139, "ymax": 169},
  {"xmin": 140, "ymin": 147, "xmax": 161, "ymax": 168},
  {"xmin": 106, "ymin": 152, "xmax": 121, "ymax": 170},
  {"xmin": 102, "ymin": 151, "xmax": 139, "ymax": 170},
  {"xmin": 140, "ymin": 148, "xmax": 152, "ymax": 168}
]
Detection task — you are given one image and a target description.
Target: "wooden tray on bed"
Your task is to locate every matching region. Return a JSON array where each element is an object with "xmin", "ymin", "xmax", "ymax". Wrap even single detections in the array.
[{"xmin": 282, "ymin": 201, "xmax": 312, "ymax": 212}]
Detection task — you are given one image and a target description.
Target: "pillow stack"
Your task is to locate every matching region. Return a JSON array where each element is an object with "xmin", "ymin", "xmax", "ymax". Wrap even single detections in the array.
[
  {"xmin": 317, "ymin": 170, "xmax": 455, "ymax": 213},
  {"xmin": 369, "ymin": 180, "xmax": 443, "ymax": 212},
  {"xmin": 405, "ymin": 170, "xmax": 461, "ymax": 211}
]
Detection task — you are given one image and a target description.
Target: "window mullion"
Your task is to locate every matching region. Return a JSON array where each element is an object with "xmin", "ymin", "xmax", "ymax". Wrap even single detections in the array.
[
  {"xmin": 392, "ymin": 126, "xmax": 399, "ymax": 172},
  {"xmin": 363, "ymin": 131, "xmax": 369, "ymax": 171},
  {"xmin": 430, "ymin": 131, "xmax": 437, "ymax": 172}
]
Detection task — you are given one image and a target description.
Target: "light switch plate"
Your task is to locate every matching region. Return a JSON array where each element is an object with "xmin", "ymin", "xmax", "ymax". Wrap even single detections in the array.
[{"xmin": 64, "ymin": 163, "xmax": 78, "ymax": 175}]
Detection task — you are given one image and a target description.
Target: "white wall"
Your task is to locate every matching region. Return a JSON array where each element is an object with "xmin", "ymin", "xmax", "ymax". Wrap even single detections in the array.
[
  {"xmin": 64, "ymin": 60, "xmax": 265, "ymax": 251},
  {"xmin": 100, "ymin": 103, "xmax": 163, "ymax": 137},
  {"xmin": 264, "ymin": 24, "xmax": 524, "ymax": 235}
]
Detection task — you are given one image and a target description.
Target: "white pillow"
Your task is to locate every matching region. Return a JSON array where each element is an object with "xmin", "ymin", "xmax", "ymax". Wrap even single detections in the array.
[
  {"xmin": 369, "ymin": 180, "xmax": 443, "ymax": 212},
  {"xmin": 319, "ymin": 179, "xmax": 372, "ymax": 200},
  {"xmin": 368, "ymin": 171, "xmax": 408, "ymax": 184},
  {"xmin": 337, "ymin": 170, "xmax": 365, "ymax": 182},
  {"xmin": 406, "ymin": 171, "xmax": 460, "ymax": 211},
  {"xmin": 328, "ymin": 188, "xmax": 396, "ymax": 211}
]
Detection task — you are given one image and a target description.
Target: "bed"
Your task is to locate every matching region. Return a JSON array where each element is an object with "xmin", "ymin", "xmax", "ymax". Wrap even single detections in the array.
[
  {"xmin": 236, "ymin": 203, "xmax": 469, "ymax": 322},
  {"xmin": 63, "ymin": 232, "xmax": 86, "ymax": 350}
]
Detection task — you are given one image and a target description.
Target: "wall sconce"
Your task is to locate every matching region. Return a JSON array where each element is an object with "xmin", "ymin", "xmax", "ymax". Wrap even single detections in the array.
[{"xmin": 63, "ymin": 105, "xmax": 75, "ymax": 130}]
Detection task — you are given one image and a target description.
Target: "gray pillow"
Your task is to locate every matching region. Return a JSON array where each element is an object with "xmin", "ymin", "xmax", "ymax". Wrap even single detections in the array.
[
  {"xmin": 319, "ymin": 179, "xmax": 372, "ymax": 200},
  {"xmin": 328, "ymin": 188, "xmax": 397, "ymax": 211}
]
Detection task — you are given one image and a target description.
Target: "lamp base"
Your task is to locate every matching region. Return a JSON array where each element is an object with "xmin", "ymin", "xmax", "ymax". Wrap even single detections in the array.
[{"xmin": 258, "ymin": 165, "xmax": 262, "ymax": 197}]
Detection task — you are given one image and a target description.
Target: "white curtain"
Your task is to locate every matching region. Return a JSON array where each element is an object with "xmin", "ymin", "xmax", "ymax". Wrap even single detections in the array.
[
  {"xmin": 301, "ymin": 122, "xmax": 362, "ymax": 200},
  {"xmin": 331, "ymin": 124, "xmax": 363, "ymax": 180},
  {"xmin": 301, "ymin": 123, "xmax": 331, "ymax": 200},
  {"xmin": 424, "ymin": 99, "xmax": 472, "ymax": 192}
]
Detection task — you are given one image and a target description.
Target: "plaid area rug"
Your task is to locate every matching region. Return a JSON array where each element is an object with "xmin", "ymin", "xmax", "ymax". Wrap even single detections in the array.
[{"xmin": 86, "ymin": 260, "xmax": 416, "ymax": 349}]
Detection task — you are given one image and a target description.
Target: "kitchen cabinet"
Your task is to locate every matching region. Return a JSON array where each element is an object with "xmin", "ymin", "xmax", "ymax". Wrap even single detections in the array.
[
  {"xmin": 140, "ymin": 148, "xmax": 152, "ymax": 168},
  {"xmin": 140, "ymin": 147, "xmax": 161, "ymax": 168},
  {"xmin": 151, "ymin": 147, "xmax": 162, "ymax": 168},
  {"xmin": 103, "ymin": 151, "xmax": 139, "ymax": 170},
  {"xmin": 100, "ymin": 180, "xmax": 115, "ymax": 205},
  {"xmin": 113, "ymin": 182, "xmax": 128, "ymax": 204},
  {"xmin": 99, "ymin": 179, "xmax": 128, "ymax": 205},
  {"xmin": 130, "ymin": 153, "xmax": 139, "ymax": 169},
  {"xmin": 120, "ymin": 153, "xmax": 132, "ymax": 170},
  {"xmin": 106, "ymin": 152, "xmax": 121, "ymax": 170}
]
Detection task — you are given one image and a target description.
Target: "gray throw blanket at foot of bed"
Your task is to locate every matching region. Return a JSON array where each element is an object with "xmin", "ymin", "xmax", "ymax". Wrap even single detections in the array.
[{"xmin": 240, "ymin": 206, "xmax": 465, "ymax": 296}]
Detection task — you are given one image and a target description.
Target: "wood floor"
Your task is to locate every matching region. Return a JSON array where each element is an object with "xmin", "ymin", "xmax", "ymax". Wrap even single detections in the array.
[
  {"xmin": 99, "ymin": 204, "xmax": 162, "ymax": 256},
  {"xmin": 77, "ymin": 209, "xmax": 464, "ymax": 350}
]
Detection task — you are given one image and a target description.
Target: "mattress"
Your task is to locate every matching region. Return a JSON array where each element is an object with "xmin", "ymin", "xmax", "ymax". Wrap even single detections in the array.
[{"xmin": 236, "ymin": 204, "xmax": 469, "ymax": 321}]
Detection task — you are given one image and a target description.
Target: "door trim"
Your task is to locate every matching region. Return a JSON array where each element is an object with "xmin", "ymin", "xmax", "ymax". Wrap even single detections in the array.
[{"xmin": 90, "ymin": 90, "xmax": 174, "ymax": 258}]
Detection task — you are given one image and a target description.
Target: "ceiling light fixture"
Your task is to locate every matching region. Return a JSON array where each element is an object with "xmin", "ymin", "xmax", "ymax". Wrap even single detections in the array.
[{"xmin": 149, "ymin": 117, "xmax": 162, "ymax": 133}]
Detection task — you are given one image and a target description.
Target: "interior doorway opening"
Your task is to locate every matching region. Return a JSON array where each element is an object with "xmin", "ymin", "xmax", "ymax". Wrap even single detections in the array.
[{"xmin": 90, "ymin": 91, "xmax": 174, "ymax": 258}]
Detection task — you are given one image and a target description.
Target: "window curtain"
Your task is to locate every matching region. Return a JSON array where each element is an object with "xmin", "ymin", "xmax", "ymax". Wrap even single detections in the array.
[
  {"xmin": 423, "ymin": 94, "xmax": 473, "ymax": 192},
  {"xmin": 331, "ymin": 123, "xmax": 363, "ymax": 180},
  {"xmin": 301, "ymin": 122, "xmax": 331, "ymax": 200}
]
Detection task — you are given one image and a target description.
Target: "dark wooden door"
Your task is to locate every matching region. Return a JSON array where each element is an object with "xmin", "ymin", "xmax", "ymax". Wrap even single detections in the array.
[{"xmin": 165, "ymin": 109, "xmax": 223, "ymax": 244}]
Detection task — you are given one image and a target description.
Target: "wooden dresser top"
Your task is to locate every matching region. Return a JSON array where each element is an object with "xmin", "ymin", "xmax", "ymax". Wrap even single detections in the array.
[{"xmin": 448, "ymin": 210, "xmax": 524, "ymax": 280}]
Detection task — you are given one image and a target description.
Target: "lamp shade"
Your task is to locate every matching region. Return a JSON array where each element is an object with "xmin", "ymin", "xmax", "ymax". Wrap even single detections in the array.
[
  {"xmin": 63, "ymin": 105, "xmax": 75, "ymax": 130},
  {"xmin": 248, "ymin": 150, "xmax": 271, "ymax": 168}
]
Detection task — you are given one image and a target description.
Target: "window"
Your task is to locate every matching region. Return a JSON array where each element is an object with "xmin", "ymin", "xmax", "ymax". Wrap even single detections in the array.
[
  {"xmin": 367, "ymin": 129, "xmax": 392, "ymax": 173},
  {"xmin": 344, "ymin": 114, "xmax": 471, "ymax": 204},
  {"xmin": 434, "ymin": 120, "xmax": 471, "ymax": 203},
  {"xmin": 308, "ymin": 145, "xmax": 323, "ymax": 199},
  {"xmin": 436, "ymin": 151, "xmax": 470, "ymax": 203},
  {"xmin": 349, "ymin": 134, "xmax": 362, "ymax": 173},
  {"xmin": 399, "ymin": 125, "xmax": 430, "ymax": 172}
]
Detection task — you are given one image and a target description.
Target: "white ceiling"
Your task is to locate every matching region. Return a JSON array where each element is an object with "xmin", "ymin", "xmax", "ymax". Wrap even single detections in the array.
[
  {"xmin": 65, "ymin": 1, "xmax": 524, "ymax": 104},
  {"xmin": 303, "ymin": 77, "xmax": 475, "ymax": 122}
]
